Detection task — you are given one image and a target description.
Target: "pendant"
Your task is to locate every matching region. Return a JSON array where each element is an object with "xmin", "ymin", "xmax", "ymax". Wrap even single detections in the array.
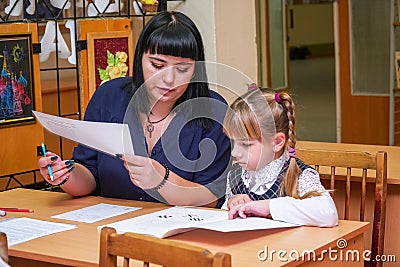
[{"xmin": 147, "ymin": 123, "xmax": 154, "ymax": 138}]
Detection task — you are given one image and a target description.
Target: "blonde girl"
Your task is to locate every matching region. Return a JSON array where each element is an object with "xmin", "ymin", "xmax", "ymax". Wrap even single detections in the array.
[{"xmin": 223, "ymin": 87, "xmax": 338, "ymax": 227}]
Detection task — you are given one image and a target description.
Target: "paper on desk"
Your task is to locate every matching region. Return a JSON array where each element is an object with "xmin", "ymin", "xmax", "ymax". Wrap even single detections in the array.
[
  {"xmin": 33, "ymin": 111, "xmax": 134, "ymax": 156},
  {"xmin": 0, "ymin": 217, "xmax": 76, "ymax": 247},
  {"xmin": 51, "ymin": 203, "xmax": 141, "ymax": 223},
  {"xmin": 0, "ymin": 258, "xmax": 10, "ymax": 267}
]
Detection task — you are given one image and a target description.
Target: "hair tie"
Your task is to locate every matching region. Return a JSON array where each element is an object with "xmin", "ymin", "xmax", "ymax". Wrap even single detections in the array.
[
  {"xmin": 288, "ymin": 147, "xmax": 296, "ymax": 158},
  {"xmin": 275, "ymin": 92, "xmax": 282, "ymax": 104},
  {"xmin": 247, "ymin": 83, "xmax": 257, "ymax": 91}
]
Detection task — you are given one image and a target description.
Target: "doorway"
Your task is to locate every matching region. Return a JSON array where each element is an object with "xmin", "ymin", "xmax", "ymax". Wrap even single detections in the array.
[
  {"xmin": 287, "ymin": 1, "xmax": 337, "ymax": 142},
  {"xmin": 256, "ymin": 0, "xmax": 337, "ymax": 142}
]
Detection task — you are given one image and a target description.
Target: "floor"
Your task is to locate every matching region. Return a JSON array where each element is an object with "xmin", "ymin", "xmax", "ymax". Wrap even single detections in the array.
[{"xmin": 289, "ymin": 56, "xmax": 337, "ymax": 143}]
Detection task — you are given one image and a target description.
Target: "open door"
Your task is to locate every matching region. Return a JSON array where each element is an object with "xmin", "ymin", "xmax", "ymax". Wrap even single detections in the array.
[{"xmin": 256, "ymin": 0, "xmax": 289, "ymax": 90}]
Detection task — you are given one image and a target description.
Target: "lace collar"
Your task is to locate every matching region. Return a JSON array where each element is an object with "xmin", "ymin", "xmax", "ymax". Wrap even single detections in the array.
[{"xmin": 243, "ymin": 151, "xmax": 290, "ymax": 190}]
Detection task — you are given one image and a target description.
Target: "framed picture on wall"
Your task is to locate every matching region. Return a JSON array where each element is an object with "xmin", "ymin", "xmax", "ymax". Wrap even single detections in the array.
[
  {"xmin": 86, "ymin": 30, "xmax": 133, "ymax": 98},
  {"xmin": 395, "ymin": 52, "xmax": 400, "ymax": 88},
  {"xmin": 0, "ymin": 33, "xmax": 35, "ymax": 127}
]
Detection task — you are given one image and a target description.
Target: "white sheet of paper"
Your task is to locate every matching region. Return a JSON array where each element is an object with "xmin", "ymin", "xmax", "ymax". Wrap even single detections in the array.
[
  {"xmin": 0, "ymin": 218, "xmax": 76, "ymax": 247},
  {"xmin": 0, "ymin": 258, "xmax": 10, "ymax": 267},
  {"xmin": 98, "ymin": 206, "xmax": 299, "ymax": 238},
  {"xmin": 33, "ymin": 111, "xmax": 134, "ymax": 156},
  {"xmin": 51, "ymin": 203, "xmax": 141, "ymax": 223}
]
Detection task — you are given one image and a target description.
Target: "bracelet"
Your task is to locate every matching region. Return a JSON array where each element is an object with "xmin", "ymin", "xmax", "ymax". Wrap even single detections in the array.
[
  {"xmin": 55, "ymin": 176, "xmax": 70, "ymax": 186},
  {"xmin": 146, "ymin": 164, "xmax": 169, "ymax": 192},
  {"xmin": 46, "ymin": 176, "xmax": 70, "ymax": 188},
  {"xmin": 46, "ymin": 176, "xmax": 69, "ymax": 187}
]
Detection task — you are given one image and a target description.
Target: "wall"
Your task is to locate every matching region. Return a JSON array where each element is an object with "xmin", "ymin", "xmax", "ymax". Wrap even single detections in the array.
[
  {"xmin": 172, "ymin": 0, "xmax": 258, "ymax": 104},
  {"xmin": 169, "ymin": 0, "xmax": 217, "ymax": 64},
  {"xmin": 287, "ymin": 3, "xmax": 334, "ymax": 47},
  {"xmin": 215, "ymin": 0, "xmax": 258, "ymax": 104}
]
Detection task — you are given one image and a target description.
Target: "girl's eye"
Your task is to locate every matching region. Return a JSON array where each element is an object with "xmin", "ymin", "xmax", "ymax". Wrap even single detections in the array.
[
  {"xmin": 240, "ymin": 142, "xmax": 251, "ymax": 147},
  {"xmin": 151, "ymin": 62, "xmax": 163, "ymax": 69}
]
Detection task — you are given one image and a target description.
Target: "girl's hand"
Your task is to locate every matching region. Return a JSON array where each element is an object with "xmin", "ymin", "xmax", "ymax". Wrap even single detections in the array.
[
  {"xmin": 120, "ymin": 154, "xmax": 165, "ymax": 189},
  {"xmin": 228, "ymin": 199, "xmax": 271, "ymax": 220},
  {"xmin": 227, "ymin": 194, "xmax": 252, "ymax": 209},
  {"xmin": 38, "ymin": 152, "xmax": 75, "ymax": 186}
]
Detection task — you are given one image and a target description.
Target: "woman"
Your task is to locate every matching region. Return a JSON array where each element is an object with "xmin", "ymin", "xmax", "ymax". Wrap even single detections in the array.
[{"xmin": 38, "ymin": 11, "xmax": 231, "ymax": 208}]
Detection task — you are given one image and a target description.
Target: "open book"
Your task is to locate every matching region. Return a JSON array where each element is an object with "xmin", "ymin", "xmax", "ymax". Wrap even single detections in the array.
[{"xmin": 98, "ymin": 206, "xmax": 299, "ymax": 238}]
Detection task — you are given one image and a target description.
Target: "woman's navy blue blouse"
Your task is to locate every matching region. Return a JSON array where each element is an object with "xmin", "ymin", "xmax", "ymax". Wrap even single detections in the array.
[{"xmin": 72, "ymin": 77, "xmax": 231, "ymax": 206}]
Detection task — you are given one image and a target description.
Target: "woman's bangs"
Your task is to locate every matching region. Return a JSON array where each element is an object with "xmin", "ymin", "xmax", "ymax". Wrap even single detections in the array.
[{"xmin": 146, "ymin": 26, "xmax": 198, "ymax": 59}]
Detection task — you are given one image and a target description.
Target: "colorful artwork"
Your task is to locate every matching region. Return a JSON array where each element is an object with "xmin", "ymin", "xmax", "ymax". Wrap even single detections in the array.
[
  {"xmin": 97, "ymin": 50, "xmax": 128, "ymax": 86},
  {"xmin": 0, "ymin": 34, "xmax": 35, "ymax": 126},
  {"xmin": 87, "ymin": 30, "xmax": 133, "ymax": 99},
  {"xmin": 92, "ymin": 36, "xmax": 129, "ymax": 88}
]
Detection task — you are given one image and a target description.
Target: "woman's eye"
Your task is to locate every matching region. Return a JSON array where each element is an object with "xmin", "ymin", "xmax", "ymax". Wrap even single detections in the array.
[
  {"xmin": 176, "ymin": 67, "xmax": 190, "ymax": 73},
  {"xmin": 151, "ymin": 62, "xmax": 163, "ymax": 69}
]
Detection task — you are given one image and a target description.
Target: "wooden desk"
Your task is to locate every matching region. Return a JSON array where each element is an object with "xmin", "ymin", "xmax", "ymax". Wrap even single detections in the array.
[{"xmin": 2, "ymin": 189, "xmax": 369, "ymax": 267}]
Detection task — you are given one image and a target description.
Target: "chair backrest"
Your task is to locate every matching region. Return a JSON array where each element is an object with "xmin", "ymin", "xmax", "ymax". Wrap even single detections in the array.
[
  {"xmin": 297, "ymin": 148, "xmax": 387, "ymax": 267},
  {"xmin": 0, "ymin": 232, "xmax": 8, "ymax": 264},
  {"xmin": 99, "ymin": 227, "xmax": 231, "ymax": 267}
]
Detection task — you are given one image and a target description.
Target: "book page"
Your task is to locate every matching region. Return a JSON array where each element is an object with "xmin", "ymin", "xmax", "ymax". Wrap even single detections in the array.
[
  {"xmin": 98, "ymin": 206, "xmax": 299, "ymax": 238},
  {"xmin": 196, "ymin": 217, "xmax": 299, "ymax": 232},
  {"xmin": 99, "ymin": 206, "xmax": 228, "ymax": 238},
  {"xmin": 33, "ymin": 111, "xmax": 134, "ymax": 156}
]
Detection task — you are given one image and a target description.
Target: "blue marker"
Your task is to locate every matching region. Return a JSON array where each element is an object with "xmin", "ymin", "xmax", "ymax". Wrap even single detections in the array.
[{"xmin": 41, "ymin": 143, "xmax": 54, "ymax": 181}]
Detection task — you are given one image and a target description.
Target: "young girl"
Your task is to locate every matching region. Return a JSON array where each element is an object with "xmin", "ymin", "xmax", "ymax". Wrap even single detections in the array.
[{"xmin": 222, "ymin": 87, "xmax": 338, "ymax": 227}]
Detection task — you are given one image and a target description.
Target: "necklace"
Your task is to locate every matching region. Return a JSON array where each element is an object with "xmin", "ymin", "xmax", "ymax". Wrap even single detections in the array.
[{"xmin": 146, "ymin": 111, "xmax": 171, "ymax": 138}]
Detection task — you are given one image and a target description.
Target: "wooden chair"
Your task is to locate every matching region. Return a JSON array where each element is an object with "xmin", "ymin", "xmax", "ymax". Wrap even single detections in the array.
[
  {"xmin": 0, "ymin": 232, "xmax": 8, "ymax": 264},
  {"xmin": 99, "ymin": 227, "xmax": 231, "ymax": 267},
  {"xmin": 297, "ymin": 148, "xmax": 387, "ymax": 267}
]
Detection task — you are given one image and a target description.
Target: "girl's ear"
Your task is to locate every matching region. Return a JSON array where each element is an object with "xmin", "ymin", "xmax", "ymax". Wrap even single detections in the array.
[{"xmin": 274, "ymin": 132, "xmax": 286, "ymax": 152}]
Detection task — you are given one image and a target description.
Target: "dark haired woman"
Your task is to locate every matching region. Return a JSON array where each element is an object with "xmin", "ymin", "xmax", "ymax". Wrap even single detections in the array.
[{"xmin": 38, "ymin": 11, "xmax": 231, "ymax": 208}]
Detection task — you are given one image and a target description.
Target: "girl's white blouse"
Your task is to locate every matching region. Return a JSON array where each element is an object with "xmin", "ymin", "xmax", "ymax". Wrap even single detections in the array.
[{"xmin": 223, "ymin": 152, "xmax": 338, "ymax": 227}]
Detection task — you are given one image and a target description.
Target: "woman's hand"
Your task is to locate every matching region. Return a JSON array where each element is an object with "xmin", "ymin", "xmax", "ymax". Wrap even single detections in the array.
[
  {"xmin": 228, "ymin": 199, "xmax": 271, "ymax": 220},
  {"xmin": 38, "ymin": 151, "xmax": 75, "ymax": 186},
  {"xmin": 227, "ymin": 194, "xmax": 252, "ymax": 209},
  {"xmin": 119, "ymin": 154, "xmax": 165, "ymax": 190}
]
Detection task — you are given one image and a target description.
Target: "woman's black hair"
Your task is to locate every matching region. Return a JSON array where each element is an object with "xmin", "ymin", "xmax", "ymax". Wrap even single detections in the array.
[{"xmin": 126, "ymin": 11, "xmax": 211, "ymax": 128}]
